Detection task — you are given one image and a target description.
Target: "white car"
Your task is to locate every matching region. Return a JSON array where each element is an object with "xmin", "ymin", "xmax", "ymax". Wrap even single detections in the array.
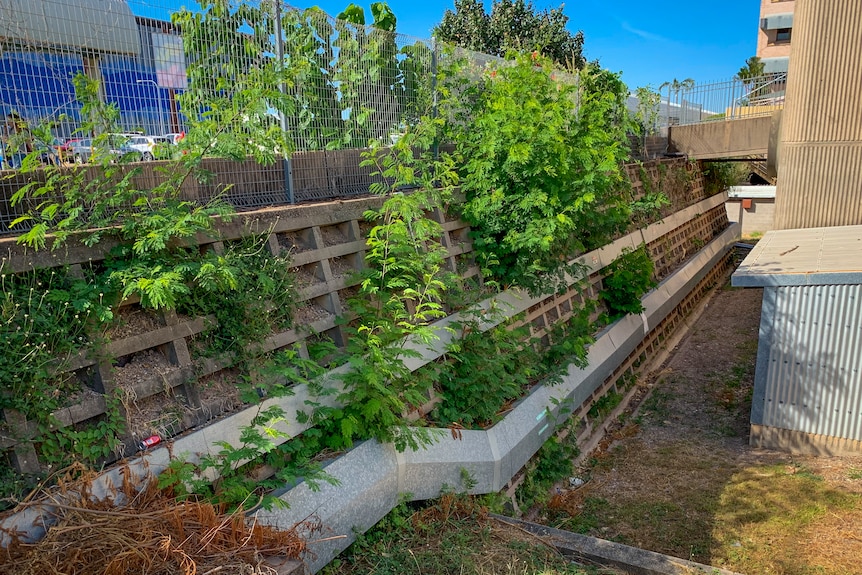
[{"xmin": 125, "ymin": 135, "xmax": 171, "ymax": 161}]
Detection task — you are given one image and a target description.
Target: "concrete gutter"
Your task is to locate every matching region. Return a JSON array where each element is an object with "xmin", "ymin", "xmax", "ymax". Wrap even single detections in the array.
[
  {"xmin": 256, "ymin": 223, "xmax": 741, "ymax": 573},
  {"xmin": 495, "ymin": 516, "xmax": 744, "ymax": 575}
]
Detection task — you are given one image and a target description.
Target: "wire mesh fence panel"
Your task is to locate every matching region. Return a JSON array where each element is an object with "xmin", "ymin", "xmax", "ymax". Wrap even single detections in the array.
[
  {"xmin": 0, "ymin": 0, "xmax": 585, "ymax": 234},
  {"xmin": 280, "ymin": 5, "xmax": 438, "ymax": 201},
  {"xmin": 663, "ymin": 73, "xmax": 788, "ymax": 127}
]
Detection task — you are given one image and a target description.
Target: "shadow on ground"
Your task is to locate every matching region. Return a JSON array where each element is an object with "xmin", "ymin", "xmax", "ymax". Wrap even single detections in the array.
[{"xmin": 533, "ymin": 282, "xmax": 862, "ymax": 575}]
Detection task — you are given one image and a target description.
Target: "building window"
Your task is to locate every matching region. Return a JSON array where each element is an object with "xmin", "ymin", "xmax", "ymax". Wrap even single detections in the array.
[{"xmin": 775, "ymin": 28, "xmax": 792, "ymax": 43}]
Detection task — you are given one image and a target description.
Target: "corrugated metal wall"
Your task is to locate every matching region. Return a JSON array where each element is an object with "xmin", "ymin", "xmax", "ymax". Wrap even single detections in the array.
[
  {"xmin": 754, "ymin": 284, "xmax": 862, "ymax": 440},
  {"xmin": 773, "ymin": 0, "xmax": 862, "ymax": 229}
]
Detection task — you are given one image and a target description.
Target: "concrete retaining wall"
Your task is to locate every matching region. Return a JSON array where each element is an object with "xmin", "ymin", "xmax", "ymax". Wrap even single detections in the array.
[
  {"xmin": 0, "ymin": 191, "xmax": 735, "ymax": 549},
  {"xmin": 257, "ymin": 221, "xmax": 741, "ymax": 573}
]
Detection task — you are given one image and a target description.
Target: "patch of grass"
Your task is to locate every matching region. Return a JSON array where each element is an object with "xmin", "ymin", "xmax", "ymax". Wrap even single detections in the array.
[
  {"xmin": 554, "ymin": 496, "xmax": 610, "ymax": 534},
  {"xmin": 635, "ymin": 386, "xmax": 673, "ymax": 425},
  {"xmin": 710, "ymin": 360, "xmax": 755, "ymax": 411},
  {"xmin": 712, "ymin": 464, "xmax": 862, "ymax": 575},
  {"xmin": 848, "ymin": 468, "xmax": 862, "ymax": 480},
  {"xmin": 323, "ymin": 493, "xmax": 619, "ymax": 575}
]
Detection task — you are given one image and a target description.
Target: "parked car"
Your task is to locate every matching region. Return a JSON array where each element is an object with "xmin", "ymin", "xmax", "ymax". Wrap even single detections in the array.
[
  {"xmin": 69, "ymin": 137, "xmax": 138, "ymax": 164},
  {"xmin": 125, "ymin": 134, "xmax": 171, "ymax": 161}
]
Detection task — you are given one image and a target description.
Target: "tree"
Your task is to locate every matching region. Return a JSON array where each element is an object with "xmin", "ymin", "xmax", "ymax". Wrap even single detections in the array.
[
  {"xmin": 435, "ymin": 0, "xmax": 585, "ymax": 69},
  {"xmin": 736, "ymin": 56, "xmax": 765, "ymax": 81},
  {"xmin": 659, "ymin": 77, "xmax": 694, "ymax": 118}
]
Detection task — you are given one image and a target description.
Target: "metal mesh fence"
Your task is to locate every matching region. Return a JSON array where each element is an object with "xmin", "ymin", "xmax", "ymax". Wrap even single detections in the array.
[
  {"xmin": 661, "ymin": 73, "xmax": 787, "ymax": 127},
  {"xmin": 0, "ymin": 0, "xmax": 571, "ymax": 236}
]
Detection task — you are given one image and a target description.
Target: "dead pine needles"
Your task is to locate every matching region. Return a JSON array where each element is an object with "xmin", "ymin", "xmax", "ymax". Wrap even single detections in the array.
[{"xmin": 0, "ymin": 465, "xmax": 320, "ymax": 575}]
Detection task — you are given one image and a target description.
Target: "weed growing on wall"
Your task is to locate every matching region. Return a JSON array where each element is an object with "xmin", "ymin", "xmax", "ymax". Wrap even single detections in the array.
[
  {"xmin": 158, "ymin": 345, "xmax": 338, "ymax": 511},
  {"xmin": 0, "ymin": 268, "xmax": 123, "ymax": 475},
  {"xmin": 600, "ymin": 245, "xmax": 657, "ymax": 319},
  {"xmin": 307, "ymin": 109, "xmax": 460, "ymax": 452},
  {"xmin": 432, "ymin": 316, "xmax": 537, "ymax": 428},
  {"xmin": 177, "ymin": 235, "xmax": 297, "ymax": 364},
  {"xmin": 538, "ymin": 301, "xmax": 596, "ymax": 383},
  {"xmin": 516, "ymin": 422, "xmax": 580, "ymax": 510}
]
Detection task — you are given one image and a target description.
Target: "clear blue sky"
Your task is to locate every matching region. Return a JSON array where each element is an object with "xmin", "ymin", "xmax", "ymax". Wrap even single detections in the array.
[
  {"xmin": 137, "ymin": 0, "xmax": 761, "ymax": 91},
  {"xmin": 293, "ymin": 0, "xmax": 761, "ymax": 90}
]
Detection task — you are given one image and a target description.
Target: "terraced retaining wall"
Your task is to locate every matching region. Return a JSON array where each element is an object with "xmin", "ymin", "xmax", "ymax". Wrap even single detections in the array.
[{"xmin": 1, "ymin": 158, "xmax": 737, "ymax": 557}]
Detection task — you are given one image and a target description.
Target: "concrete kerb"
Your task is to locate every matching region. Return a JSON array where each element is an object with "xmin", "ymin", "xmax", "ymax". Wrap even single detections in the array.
[
  {"xmin": 494, "ymin": 516, "xmax": 744, "ymax": 575},
  {"xmin": 257, "ymin": 227, "xmax": 739, "ymax": 574},
  {"xmin": 0, "ymin": 194, "xmax": 731, "ymax": 548}
]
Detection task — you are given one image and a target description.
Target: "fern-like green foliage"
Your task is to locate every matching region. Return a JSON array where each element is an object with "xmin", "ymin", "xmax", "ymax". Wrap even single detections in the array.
[
  {"xmin": 600, "ymin": 245, "xmax": 656, "ymax": 319},
  {"xmin": 309, "ymin": 112, "xmax": 458, "ymax": 452},
  {"xmin": 432, "ymin": 318, "xmax": 537, "ymax": 428},
  {"xmin": 454, "ymin": 53, "xmax": 634, "ymax": 296}
]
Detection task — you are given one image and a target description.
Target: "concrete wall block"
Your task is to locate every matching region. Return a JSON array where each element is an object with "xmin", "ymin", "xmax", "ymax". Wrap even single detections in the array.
[{"xmin": 397, "ymin": 431, "xmax": 499, "ymax": 498}]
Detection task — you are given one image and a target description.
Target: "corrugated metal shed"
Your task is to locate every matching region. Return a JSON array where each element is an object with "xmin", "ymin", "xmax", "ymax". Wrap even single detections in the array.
[
  {"xmin": 734, "ymin": 225, "xmax": 862, "ymax": 286},
  {"xmin": 732, "ymin": 225, "xmax": 862, "ymax": 454}
]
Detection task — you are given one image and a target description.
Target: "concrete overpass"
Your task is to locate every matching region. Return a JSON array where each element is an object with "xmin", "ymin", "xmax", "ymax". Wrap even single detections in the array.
[{"xmin": 667, "ymin": 114, "xmax": 776, "ymax": 160}]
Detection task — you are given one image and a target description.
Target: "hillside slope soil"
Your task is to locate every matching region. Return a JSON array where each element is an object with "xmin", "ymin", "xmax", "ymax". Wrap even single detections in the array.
[{"xmin": 538, "ymin": 283, "xmax": 862, "ymax": 575}]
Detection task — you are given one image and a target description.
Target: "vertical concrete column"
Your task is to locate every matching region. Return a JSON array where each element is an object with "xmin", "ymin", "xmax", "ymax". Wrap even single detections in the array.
[{"xmin": 774, "ymin": 0, "xmax": 862, "ymax": 229}]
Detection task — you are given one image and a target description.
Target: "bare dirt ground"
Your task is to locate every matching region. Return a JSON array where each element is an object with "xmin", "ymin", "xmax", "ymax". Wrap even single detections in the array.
[{"xmin": 539, "ymin": 280, "xmax": 862, "ymax": 575}]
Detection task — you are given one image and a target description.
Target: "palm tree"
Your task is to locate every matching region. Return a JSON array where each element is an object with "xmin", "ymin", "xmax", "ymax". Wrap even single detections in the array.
[{"xmin": 659, "ymin": 78, "xmax": 694, "ymax": 125}]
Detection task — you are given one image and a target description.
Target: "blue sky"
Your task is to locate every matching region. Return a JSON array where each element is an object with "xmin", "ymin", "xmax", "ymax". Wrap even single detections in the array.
[
  {"xmin": 136, "ymin": 0, "xmax": 761, "ymax": 91},
  {"xmin": 297, "ymin": 0, "xmax": 761, "ymax": 90}
]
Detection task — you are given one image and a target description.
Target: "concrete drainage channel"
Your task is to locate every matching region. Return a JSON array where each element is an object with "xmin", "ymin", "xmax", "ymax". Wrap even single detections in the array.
[{"xmin": 257, "ymin": 223, "xmax": 741, "ymax": 573}]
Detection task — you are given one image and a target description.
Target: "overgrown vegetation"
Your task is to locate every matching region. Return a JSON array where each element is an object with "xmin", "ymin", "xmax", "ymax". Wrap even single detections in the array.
[
  {"xmin": 703, "ymin": 161, "xmax": 746, "ymax": 196},
  {"xmin": 1, "ymin": 0, "xmax": 702, "ymax": 523},
  {"xmin": 455, "ymin": 52, "xmax": 634, "ymax": 295},
  {"xmin": 2, "ymin": 0, "xmax": 307, "ymax": 506},
  {"xmin": 516, "ymin": 421, "xmax": 580, "ymax": 510},
  {"xmin": 432, "ymin": 317, "xmax": 537, "ymax": 428}
]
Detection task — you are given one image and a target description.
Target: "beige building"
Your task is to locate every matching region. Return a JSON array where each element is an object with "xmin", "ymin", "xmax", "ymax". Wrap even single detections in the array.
[{"xmin": 757, "ymin": 0, "xmax": 795, "ymax": 73}]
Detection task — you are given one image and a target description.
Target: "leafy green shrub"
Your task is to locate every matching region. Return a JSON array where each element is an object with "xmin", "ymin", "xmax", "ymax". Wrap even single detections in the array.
[
  {"xmin": 306, "ymin": 114, "xmax": 459, "ymax": 453},
  {"xmin": 158, "ymin": 346, "xmax": 338, "ymax": 511},
  {"xmin": 176, "ymin": 236, "xmax": 297, "ymax": 363},
  {"xmin": 539, "ymin": 302, "xmax": 596, "ymax": 383},
  {"xmin": 600, "ymin": 245, "xmax": 656, "ymax": 318},
  {"xmin": 454, "ymin": 53, "xmax": 633, "ymax": 295},
  {"xmin": 432, "ymin": 319, "xmax": 537, "ymax": 428}
]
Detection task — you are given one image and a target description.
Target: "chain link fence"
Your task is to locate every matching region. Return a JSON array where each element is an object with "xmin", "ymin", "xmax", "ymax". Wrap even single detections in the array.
[{"xmin": 0, "ymin": 0, "xmax": 528, "ymax": 235}]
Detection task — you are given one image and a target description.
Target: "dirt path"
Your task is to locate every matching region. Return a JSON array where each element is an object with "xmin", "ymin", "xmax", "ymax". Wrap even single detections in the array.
[{"xmin": 540, "ymin": 282, "xmax": 862, "ymax": 575}]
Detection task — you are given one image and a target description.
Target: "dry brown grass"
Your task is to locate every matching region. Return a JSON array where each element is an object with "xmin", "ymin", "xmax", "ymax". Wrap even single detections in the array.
[
  {"xmin": 0, "ymin": 465, "xmax": 318, "ymax": 575},
  {"xmin": 534, "ymin": 286, "xmax": 862, "ymax": 575}
]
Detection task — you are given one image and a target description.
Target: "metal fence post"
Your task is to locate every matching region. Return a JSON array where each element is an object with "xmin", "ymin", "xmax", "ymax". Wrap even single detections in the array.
[
  {"xmin": 730, "ymin": 77, "xmax": 738, "ymax": 121},
  {"xmin": 273, "ymin": 0, "xmax": 295, "ymax": 204},
  {"xmin": 431, "ymin": 36, "xmax": 439, "ymax": 160}
]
